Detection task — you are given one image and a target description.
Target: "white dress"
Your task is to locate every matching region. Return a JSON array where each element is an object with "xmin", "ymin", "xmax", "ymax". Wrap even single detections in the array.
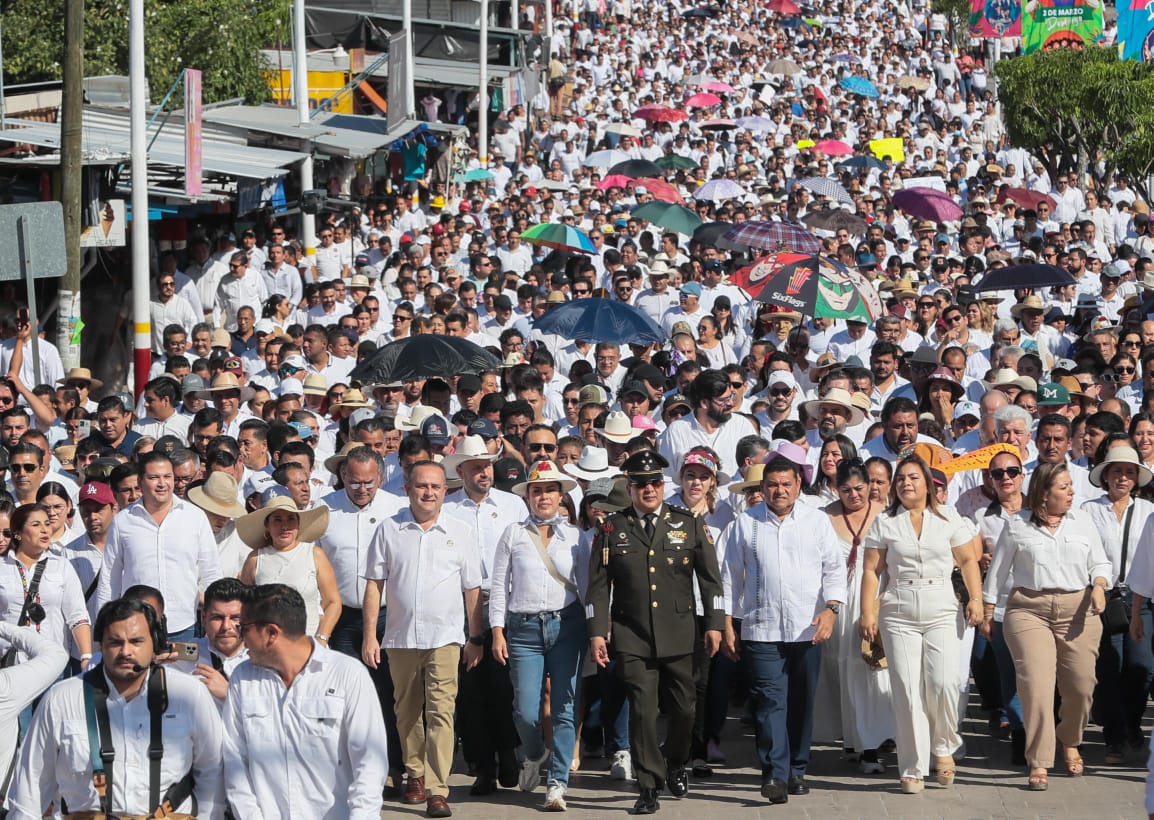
[{"xmin": 252, "ymin": 543, "xmax": 321, "ymax": 634}]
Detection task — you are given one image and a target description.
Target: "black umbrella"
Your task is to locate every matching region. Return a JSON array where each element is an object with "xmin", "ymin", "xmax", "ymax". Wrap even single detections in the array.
[
  {"xmin": 607, "ymin": 159, "xmax": 664, "ymax": 179},
  {"xmin": 972, "ymin": 264, "xmax": 1075, "ymax": 293},
  {"xmin": 682, "ymin": 6, "xmax": 721, "ymax": 16},
  {"xmin": 349, "ymin": 335, "xmax": 501, "ymax": 385},
  {"xmin": 691, "ymin": 220, "xmax": 750, "ymax": 251}
]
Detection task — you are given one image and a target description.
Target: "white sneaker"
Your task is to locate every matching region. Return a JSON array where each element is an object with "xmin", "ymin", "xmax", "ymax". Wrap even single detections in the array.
[
  {"xmin": 519, "ymin": 752, "xmax": 548, "ymax": 792},
  {"xmin": 543, "ymin": 784, "xmax": 567, "ymax": 812},
  {"xmin": 610, "ymin": 750, "xmax": 634, "ymax": 781},
  {"xmin": 859, "ymin": 758, "xmax": 885, "ymax": 774}
]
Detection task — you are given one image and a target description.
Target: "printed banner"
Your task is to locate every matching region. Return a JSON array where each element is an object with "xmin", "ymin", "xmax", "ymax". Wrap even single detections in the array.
[
  {"xmin": 1117, "ymin": 0, "xmax": 1154, "ymax": 59},
  {"xmin": 940, "ymin": 443, "xmax": 1021, "ymax": 476},
  {"xmin": 970, "ymin": 0, "xmax": 1022, "ymax": 38},
  {"xmin": 1021, "ymin": 0, "xmax": 1104, "ymax": 54}
]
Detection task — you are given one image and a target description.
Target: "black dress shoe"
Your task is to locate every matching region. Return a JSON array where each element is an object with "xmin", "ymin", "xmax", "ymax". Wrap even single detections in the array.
[
  {"xmin": 632, "ymin": 788, "xmax": 661, "ymax": 815},
  {"xmin": 666, "ymin": 766, "xmax": 689, "ymax": 797},
  {"xmin": 470, "ymin": 774, "xmax": 498, "ymax": 796},
  {"xmin": 787, "ymin": 776, "xmax": 810, "ymax": 795},
  {"xmin": 760, "ymin": 777, "xmax": 789, "ymax": 804}
]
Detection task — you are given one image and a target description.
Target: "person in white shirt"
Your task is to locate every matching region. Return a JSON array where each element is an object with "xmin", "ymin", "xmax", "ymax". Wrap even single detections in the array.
[
  {"xmin": 173, "ymin": 577, "xmax": 249, "ymax": 705},
  {"xmin": 215, "ymin": 252, "xmax": 269, "ymax": 332},
  {"xmin": 0, "ymin": 318, "xmax": 65, "ymax": 391},
  {"xmin": 0, "ymin": 622, "xmax": 67, "ymax": 798},
  {"xmin": 8, "ymin": 597, "xmax": 225, "ymax": 819},
  {"xmin": 134, "ymin": 376, "xmax": 192, "ymax": 442},
  {"xmin": 361, "ymin": 461, "xmax": 484, "ymax": 816},
  {"xmin": 658, "ymin": 370, "xmax": 758, "ymax": 478},
  {"xmin": 187, "ymin": 471, "xmax": 250, "ymax": 579},
  {"xmin": 149, "ymin": 273, "xmax": 200, "ymax": 354},
  {"xmin": 67, "ymin": 480, "xmax": 115, "ymax": 625},
  {"xmin": 93, "ymin": 451, "xmax": 223, "ymax": 639},
  {"xmin": 719, "ymin": 454, "xmax": 846, "ymax": 803},
  {"xmin": 223, "ymin": 582, "xmax": 388, "ymax": 819}
]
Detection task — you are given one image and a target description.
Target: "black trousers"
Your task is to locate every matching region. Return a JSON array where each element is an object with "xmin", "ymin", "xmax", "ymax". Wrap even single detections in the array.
[
  {"xmin": 457, "ymin": 627, "xmax": 519, "ymax": 776},
  {"xmin": 617, "ymin": 651, "xmax": 695, "ymax": 791}
]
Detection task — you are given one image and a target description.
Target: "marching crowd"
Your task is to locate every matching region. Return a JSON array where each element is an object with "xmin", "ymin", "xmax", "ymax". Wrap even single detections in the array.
[{"xmin": 3, "ymin": 0, "xmax": 1154, "ymax": 817}]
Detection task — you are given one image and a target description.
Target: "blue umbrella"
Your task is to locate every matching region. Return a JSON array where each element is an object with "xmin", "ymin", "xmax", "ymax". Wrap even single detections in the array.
[
  {"xmin": 533, "ymin": 298, "xmax": 665, "ymax": 345},
  {"xmin": 837, "ymin": 155, "xmax": 888, "ymax": 170},
  {"xmin": 839, "ymin": 76, "xmax": 879, "ymax": 98}
]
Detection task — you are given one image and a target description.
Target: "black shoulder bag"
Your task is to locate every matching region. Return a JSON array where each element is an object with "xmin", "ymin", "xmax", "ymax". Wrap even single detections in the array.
[{"xmin": 1101, "ymin": 505, "xmax": 1134, "ymax": 636}]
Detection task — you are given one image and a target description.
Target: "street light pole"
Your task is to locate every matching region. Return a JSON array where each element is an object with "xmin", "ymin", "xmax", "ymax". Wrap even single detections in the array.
[
  {"xmin": 293, "ymin": 0, "xmax": 316, "ymax": 266},
  {"xmin": 478, "ymin": 0, "xmax": 489, "ymax": 168},
  {"xmin": 129, "ymin": 0, "xmax": 150, "ymax": 397}
]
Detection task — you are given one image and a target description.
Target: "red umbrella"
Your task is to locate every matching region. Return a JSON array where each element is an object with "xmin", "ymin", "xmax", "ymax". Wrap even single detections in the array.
[
  {"xmin": 814, "ymin": 139, "xmax": 853, "ymax": 156},
  {"xmin": 995, "ymin": 187, "xmax": 1058, "ymax": 213},
  {"xmin": 892, "ymin": 187, "xmax": 963, "ymax": 222},
  {"xmin": 767, "ymin": 0, "xmax": 801, "ymax": 12},
  {"xmin": 596, "ymin": 175, "xmax": 634, "ymax": 190},
  {"xmin": 632, "ymin": 178, "xmax": 684, "ymax": 203},
  {"xmin": 684, "ymin": 92, "xmax": 723, "ymax": 107},
  {"xmin": 633, "ymin": 105, "xmax": 689, "ymax": 122}
]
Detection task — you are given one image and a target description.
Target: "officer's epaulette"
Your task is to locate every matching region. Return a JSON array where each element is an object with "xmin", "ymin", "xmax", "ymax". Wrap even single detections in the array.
[{"xmin": 667, "ymin": 503, "xmax": 693, "ymax": 516}]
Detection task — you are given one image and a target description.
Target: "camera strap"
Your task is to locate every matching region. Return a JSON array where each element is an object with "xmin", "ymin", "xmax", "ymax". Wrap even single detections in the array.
[{"xmin": 15, "ymin": 559, "xmax": 48, "ymax": 627}]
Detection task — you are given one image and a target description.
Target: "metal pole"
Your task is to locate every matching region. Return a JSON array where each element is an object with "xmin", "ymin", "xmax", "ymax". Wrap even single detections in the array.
[
  {"xmin": 479, "ymin": 0, "xmax": 489, "ymax": 168},
  {"xmin": 544, "ymin": 0, "xmax": 552, "ymax": 59},
  {"xmin": 0, "ymin": 19, "xmax": 6, "ymax": 129},
  {"xmin": 17, "ymin": 217, "xmax": 42, "ymax": 386},
  {"xmin": 403, "ymin": 0, "xmax": 414, "ymax": 120},
  {"xmin": 293, "ymin": 0, "xmax": 317, "ymax": 271},
  {"xmin": 129, "ymin": 0, "xmax": 150, "ymax": 398}
]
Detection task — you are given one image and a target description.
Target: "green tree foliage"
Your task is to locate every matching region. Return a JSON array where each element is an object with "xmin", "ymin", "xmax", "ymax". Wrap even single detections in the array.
[
  {"xmin": 1, "ymin": 0, "xmax": 290, "ymax": 104},
  {"xmin": 996, "ymin": 47, "xmax": 1154, "ymax": 200},
  {"xmin": 932, "ymin": 0, "xmax": 972, "ymax": 49}
]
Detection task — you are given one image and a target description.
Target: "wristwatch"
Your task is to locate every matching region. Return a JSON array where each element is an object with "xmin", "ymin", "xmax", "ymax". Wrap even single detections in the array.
[
  {"xmin": 468, "ymin": 634, "xmax": 485, "ymax": 646},
  {"xmin": 825, "ymin": 603, "xmax": 841, "ymax": 615}
]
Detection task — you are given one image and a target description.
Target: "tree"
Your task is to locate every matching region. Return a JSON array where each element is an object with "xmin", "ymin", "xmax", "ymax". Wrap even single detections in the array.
[
  {"xmin": 932, "ymin": 0, "xmax": 972, "ymax": 50},
  {"xmin": 1, "ymin": 0, "xmax": 290, "ymax": 105},
  {"xmin": 995, "ymin": 47, "xmax": 1154, "ymax": 201}
]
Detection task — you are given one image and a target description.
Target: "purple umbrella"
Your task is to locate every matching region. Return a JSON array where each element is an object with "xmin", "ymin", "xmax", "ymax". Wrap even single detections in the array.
[
  {"xmin": 892, "ymin": 187, "xmax": 963, "ymax": 222},
  {"xmin": 720, "ymin": 220, "xmax": 823, "ymax": 253}
]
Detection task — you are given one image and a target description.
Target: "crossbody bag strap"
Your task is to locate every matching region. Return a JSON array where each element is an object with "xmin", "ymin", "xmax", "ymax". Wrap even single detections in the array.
[
  {"xmin": 525, "ymin": 527, "xmax": 578, "ymax": 594},
  {"xmin": 147, "ymin": 667, "xmax": 167, "ymax": 814},
  {"xmin": 1120, "ymin": 503, "xmax": 1136, "ymax": 586},
  {"xmin": 83, "ymin": 570, "xmax": 101, "ymax": 602},
  {"xmin": 82, "ymin": 668, "xmax": 114, "ymax": 814}
]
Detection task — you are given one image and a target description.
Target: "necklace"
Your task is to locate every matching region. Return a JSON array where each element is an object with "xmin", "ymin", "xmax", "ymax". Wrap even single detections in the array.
[{"xmin": 841, "ymin": 501, "xmax": 872, "ymax": 576}]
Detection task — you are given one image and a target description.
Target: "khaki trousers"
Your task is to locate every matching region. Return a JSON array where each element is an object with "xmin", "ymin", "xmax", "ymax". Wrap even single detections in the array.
[
  {"xmin": 1004, "ymin": 588, "xmax": 1102, "ymax": 769},
  {"xmin": 387, "ymin": 645, "xmax": 461, "ymax": 797}
]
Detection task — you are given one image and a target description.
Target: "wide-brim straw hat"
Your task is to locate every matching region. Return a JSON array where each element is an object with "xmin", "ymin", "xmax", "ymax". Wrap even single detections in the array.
[
  {"xmin": 801, "ymin": 387, "xmax": 866, "ymax": 426},
  {"xmin": 1089, "ymin": 445, "xmax": 1153, "ymax": 488},
  {"xmin": 729, "ymin": 463, "xmax": 766, "ymax": 495},
  {"xmin": 59, "ymin": 367, "xmax": 104, "ymax": 390},
  {"xmin": 511, "ymin": 459, "xmax": 578, "ymax": 497},
  {"xmin": 188, "ymin": 471, "xmax": 249, "ymax": 519},
  {"xmin": 236, "ymin": 494, "xmax": 330, "ymax": 549},
  {"xmin": 193, "ymin": 372, "xmax": 255, "ymax": 403}
]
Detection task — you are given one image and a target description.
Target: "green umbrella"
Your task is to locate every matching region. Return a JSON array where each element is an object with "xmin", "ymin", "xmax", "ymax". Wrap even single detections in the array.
[
  {"xmin": 631, "ymin": 202, "xmax": 703, "ymax": 235},
  {"xmin": 463, "ymin": 168, "xmax": 495, "ymax": 182},
  {"xmin": 655, "ymin": 154, "xmax": 699, "ymax": 171}
]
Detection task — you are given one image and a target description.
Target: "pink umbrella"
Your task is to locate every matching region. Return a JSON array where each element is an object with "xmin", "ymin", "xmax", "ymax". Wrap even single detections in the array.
[
  {"xmin": 685, "ymin": 92, "xmax": 723, "ymax": 107},
  {"xmin": 893, "ymin": 187, "xmax": 964, "ymax": 222},
  {"xmin": 700, "ymin": 80, "xmax": 737, "ymax": 93},
  {"xmin": 814, "ymin": 139, "xmax": 853, "ymax": 156},
  {"xmin": 633, "ymin": 104, "xmax": 689, "ymax": 122},
  {"xmin": 597, "ymin": 175, "xmax": 635, "ymax": 190},
  {"xmin": 767, "ymin": 0, "xmax": 801, "ymax": 12},
  {"xmin": 632, "ymin": 178, "xmax": 684, "ymax": 203}
]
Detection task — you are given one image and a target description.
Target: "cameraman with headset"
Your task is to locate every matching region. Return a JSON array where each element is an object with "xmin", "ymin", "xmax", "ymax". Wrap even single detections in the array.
[{"xmin": 7, "ymin": 597, "xmax": 224, "ymax": 819}]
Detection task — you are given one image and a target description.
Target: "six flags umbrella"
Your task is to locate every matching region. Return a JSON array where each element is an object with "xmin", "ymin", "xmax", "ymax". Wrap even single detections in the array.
[
  {"xmin": 839, "ymin": 76, "xmax": 879, "ymax": 97},
  {"xmin": 747, "ymin": 254, "xmax": 884, "ymax": 322},
  {"xmin": 632, "ymin": 201, "xmax": 703, "ymax": 234},
  {"xmin": 532, "ymin": 298, "xmax": 666, "ymax": 345},
  {"xmin": 350, "ymin": 335, "xmax": 502, "ymax": 385},
  {"xmin": 721, "ymin": 220, "xmax": 823, "ymax": 253},
  {"xmin": 892, "ymin": 187, "xmax": 964, "ymax": 222},
  {"xmin": 971, "ymin": 263, "xmax": 1076, "ymax": 293},
  {"xmin": 520, "ymin": 223, "xmax": 598, "ymax": 254},
  {"xmin": 608, "ymin": 158, "xmax": 664, "ymax": 178},
  {"xmin": 798, "ymin": 176, "xmax": 854, "ymax": 205}
]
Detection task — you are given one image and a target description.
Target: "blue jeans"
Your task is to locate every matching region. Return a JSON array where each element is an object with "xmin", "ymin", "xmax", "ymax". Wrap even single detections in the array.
[
  {"xmin": 991, "ymin": 620, "xmax": 1023, "ymax": 731},
  {"xmin": 746, "ymin": 640, "xmax": 821, "ymax": 782},
  {"xmin": 506, "ymin": 602, "xmax": 586, "ymax": 786},
  {"xmin": 1094, "ymin": 593, "xmax": 1154, "ymax": 746}
]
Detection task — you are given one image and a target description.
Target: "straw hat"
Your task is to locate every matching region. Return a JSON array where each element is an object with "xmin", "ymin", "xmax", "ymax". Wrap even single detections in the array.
[
  {"xmin": 729, "ymin": 463, "xmax": 766, "ymax": 495},
  {"xmin": 511, "ymin": 459, "xmax": 578, "ymax": 497},
  {"xmin": 331, "ymin": 389, "xmax": 373, "ymax": 411},
  {"xmin": 236, "ymin": 494, "xmax": 330, "ymax": 548},
  {"xmin": 563, "ymin": 446, "xmax": 621, "ymax": 481},
  {"xmin": 59, "ymin": 367, "xmax": 104, "ymax": 390},
  {"xmin": 1090, "ymin": 445, "xmax": 1153, "ymax": 488},
  {"xmin": 808, "ymin": 351, "xmax": 839, "ymax": 381},
  {"xmin": 211, "ymin": 328, "xmax": 232, "ymax": 349},
  {"xmin": 596, "ymin": 410, "xmax": 648, "ymax": 444},
  {"xmin": 302, "ymin": 373, "xmax": 328, "ymax": 397},
  {"xmin": 193, "ymin": 372, "xmax": 255, "ymax": 403},
  {"xmin": 188, "ymin": 472, "xmax": 248, "ymax": 519},
  {"xmin": 440, "ymin": 435, "xmax": 499, "ymax": 477},
  {"xmin": 1009, "ymin": 294, "xmax": 1046, "ymax": 318},
  {"xmin": 323, "ymin": 442, "xmax": 364, "ymax": 475},
  {"xmin": 801, "ymin": 387, "xmax": 866, "ymax": 426}
]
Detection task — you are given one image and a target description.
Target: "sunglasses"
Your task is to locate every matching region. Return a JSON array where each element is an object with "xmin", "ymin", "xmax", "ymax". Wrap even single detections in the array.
[
  {"xmin": 527, "ymin": 442, "xmax": 558, "ymax": 453},
  {"xmin": 729, "ymin": 381, "xmax": 744, "ymax": 390},
  {"xmin": 767, "ymin": 388, "xmax": 793, "ymax": 397},
  {"xmin": 1116, "ymin": 366, "xmax": 1137, "ymax": 374},
  {"xmin": 989, "ymin": 466, "xmax": 1023, "ymax": 480},
  {"xmin": 10, "ymin": 462, "xmax": 38, "ymax": 474},
  {"xmin": 629, "ymin": 477, "xmax": 664, "ymax": 488}
]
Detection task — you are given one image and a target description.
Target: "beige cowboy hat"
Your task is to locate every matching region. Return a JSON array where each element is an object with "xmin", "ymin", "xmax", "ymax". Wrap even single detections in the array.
[
  {"xmin": 1090, "ymin": 445, "xmax": 1153, "ymax": 488},
  {"xmin": 193, "ymin": 372, "xmax": 256, "ymax": 403},
  {"xmin": 440, "ymin": 435, "xmax": 499, "ymax": 477},
  {"xmin": 511, "ymin": 459, "xmax": 578, "ymax": 497},
  {"xmin": 729, "ymin": 463, "xmax": 766, "ymax": 495},
  {"xmin": 331, "ymin": 389, "xmax": 373, "ymax": 411},
  {"xmin": 59, "ymin": 367, "xmax": 104, "ymax": 390},
  {"xmin": 563, "ymin": 445, "xmax": 621, "ymax": 481},
  {"xmin": 596, "ymin": 410, "xmax": 648, "ymax": 444},
  {"xmin": 236, "ymin": 494, "xmax": 330, "ymax": 549},
  {"xmin": 1009, "ymin": 294, "xmax": 1046, "ymax": 318},
  {"xmin": 188, "ymin": 471, "xmax": 248, "ymax": 519},
  {"xmin": 395, "ymin": 405, "xmax": 444, "ymax": 432},
  {"xmin": 323, "ymin": 442, "xmax": 364, "ymax": 475},
  {"xmin": 808, "ymin": 351, "xmax": 840, "ymax": 381},
  {"xmin": 801, "ymin": 387, "xmax": 866, "ymax": 426},
  {"xmin": 302, "ymin": 373, "xmax": 328, "ymax": 397}
]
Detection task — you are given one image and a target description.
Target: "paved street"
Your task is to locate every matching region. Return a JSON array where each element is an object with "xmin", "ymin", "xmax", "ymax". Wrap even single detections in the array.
[{"xmin": 383, "ymin": 703, "xmax": 1150, "ymax": 819}]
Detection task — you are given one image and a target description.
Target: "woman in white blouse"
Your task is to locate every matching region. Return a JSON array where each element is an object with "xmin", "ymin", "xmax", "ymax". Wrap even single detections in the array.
[
  {"xmin": 983, "ymin": 462, "xmax": 1111, "ymax": 791},
  {"xmin": 1079, "ymin": 445, "xmax": 1154, "ymax": 765},
  {"xmin": 490, "ymin": 461, "xmax": 588, "ymax": 813},
  {"xmin": 860, "ymin": 455, "xmax": 983, "ymax": 793}
]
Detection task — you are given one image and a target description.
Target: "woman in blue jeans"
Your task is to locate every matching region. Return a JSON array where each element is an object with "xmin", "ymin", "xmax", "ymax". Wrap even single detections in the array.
[{"xmin": 490, "ymin": 460, "xmax": 589, "ymax": 812}]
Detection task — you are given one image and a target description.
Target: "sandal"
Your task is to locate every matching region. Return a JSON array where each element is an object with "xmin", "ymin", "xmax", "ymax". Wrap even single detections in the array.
[
  {"xmin": 1063, "ymin": 746, "xmax": 1084, "ymax": 777},
  {"xmin": 1028, "ymin": 767, "xmax": 1048, "ymax": 791},
  {"xmin": 900, "ymin": 776, "xmax": 924, "ymax": 794},
  {"xmin": 934, "ymin": 756, "xmax": 955, "ymax": 786}
]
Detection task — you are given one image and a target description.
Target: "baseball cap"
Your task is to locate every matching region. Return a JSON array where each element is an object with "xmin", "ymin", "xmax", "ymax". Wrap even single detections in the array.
[
  {"xmin": 766, "ymin": 371, "xmax": 799, "ymax": 391},
  {"xmin": 579, "ymin": 384, "xmax": 611, "ymax": 405},
  {"xmin": 680, "ymin": 281, "xmax": 703, "ymax": 297},
  {"xmin": 1038, "ymin": 383, "xmax": 1071, "ymax": 406},
  {"xmin": 952, "ymin": 400, "xmax": 980, "ymax": 421},
  {"xmin": 457, "ymin": 374, "xmax": 482, "ymax": 393},
  {"xmin": 287, "ymin": 421, "xmax": 313, "ymax": 440},
  {"xmin": 620, "ymin": 380, "xmax": 649, "ymax": 399},
  {"xmin": 78, "ymin": 481, "xmax": 116, "ymax": 507},
  {"xmin": 467, "ymin": 418, "xmax": 500, "ymax": 439},
  {"xmin": 420, "ymin": 414, "xmax": 451, "ymax": 446}
]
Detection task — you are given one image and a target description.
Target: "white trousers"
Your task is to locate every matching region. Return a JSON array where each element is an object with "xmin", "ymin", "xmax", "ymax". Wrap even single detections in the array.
[{"xmin": 879, "ymin": 578, "xmax": 964, "ymax": 779}]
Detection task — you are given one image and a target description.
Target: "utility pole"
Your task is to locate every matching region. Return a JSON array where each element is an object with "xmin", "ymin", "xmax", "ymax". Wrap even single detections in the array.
[
  {"xmin": 293, "ymin": 0, "xmax": 316, "ymax": 267},
  {"xmin": 129, "ymin": 0, "xmax": 150, "ymax": 397},
  {"xmin": 59, "ymin": 0, "xmax": 85, "ymax": 372}
]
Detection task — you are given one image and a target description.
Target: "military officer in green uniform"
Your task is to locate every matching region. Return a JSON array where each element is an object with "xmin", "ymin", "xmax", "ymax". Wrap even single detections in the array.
[{"xmin": 586, "ymin": 450, "xmax": 726, "ymax": 815}]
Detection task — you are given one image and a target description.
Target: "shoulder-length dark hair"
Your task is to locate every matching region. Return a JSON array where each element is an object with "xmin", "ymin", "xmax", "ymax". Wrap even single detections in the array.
[
  {"xmin": 1026, "ymin": 461, "xmax": 1069, "ymax": 527},
  {"xmin": 886, "ymin": 454, "xmax": 946, "ymax": 520},
  {"xmin": 813, "ymin": 434, "xmax": 858, "ymax": 495},
  {"xmin": 9, "ymin": 503, "xmax": 50, "ymax": 554}
]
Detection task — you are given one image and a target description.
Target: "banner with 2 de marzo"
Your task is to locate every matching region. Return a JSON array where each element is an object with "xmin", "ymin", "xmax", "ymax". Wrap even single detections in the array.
[{"xmin": 1021, "ymin": 0, "xmax": 1104, "ymax": 54}]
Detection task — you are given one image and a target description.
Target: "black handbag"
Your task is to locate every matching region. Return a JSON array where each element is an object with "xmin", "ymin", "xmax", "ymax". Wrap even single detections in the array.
[{"xmin": 1100, "ymin": 505, "xmax": 1134, "ymax": 636}]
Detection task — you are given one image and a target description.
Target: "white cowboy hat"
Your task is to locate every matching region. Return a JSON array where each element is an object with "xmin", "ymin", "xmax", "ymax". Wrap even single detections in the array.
[
  {"xmin": 596, "ymin": 410, "xmax": 647, "ymax": 444},
  {"xmin": 1089, "ymin": 445, "xmax": 1154, "ymax": 488},
  {"xmin": 440, "ymin": 435, "xmax": 499, "ymax": 477},
  {"xmin": 511, "ymin": 459, "xmax": 578, "ymax": 497},
  {"xmin": 563, "ymin": 446, "xmax": 621, "ymax": 481},
  {"xmin": 188, "ymin": 472, "xmax": 247, "ymax": 519},
  {"xmin": 395, "ymin": 405, "xmax": 444, "ymax": 432},
  {"xmin": 236, "ymin": 494, "xmax": 330, "ymax": 549},
  {"xmin": 801, "ymin": 387, "xmax": 866, "ymax": 426}
]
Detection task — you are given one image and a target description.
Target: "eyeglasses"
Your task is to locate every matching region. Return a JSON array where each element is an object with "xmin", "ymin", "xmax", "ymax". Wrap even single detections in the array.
[
  {"xmin": 946, "ymin": 315, "xmax": 964, "ymax": 324},
  {"xmin": 393, "ymin": 315, "xmax": 412, "ymax": 322},
  {"xmin": 767, "ymin": 388, "xmax": 793, "ymax": 397},
  {"xmin": 573, "ymin": 288, "xmax": 590, "ymax": 295},
  {"xmin": 1122, "ymin": 339, "xmax": 1141, "ymax": 347},
  {"xmin": 711, "ymin": 393, "xmax": 735, "ymax": 406},
  {"xmin": 229, "ymin": 263, "xmax": 244, "ymax": 269},
  {"xmin": 239, "ymin": 621, "xmax": 267, "ymax": 634},
  {"xmin": 0, "ymin": 396, "xmax": 13, "ymax": 405},
  {"xmin": 917, "ymin": 301, "xmax": 936, "ymax": 309},
  {"xmin": 1116, "ymin": 366, "xmax": 1137, "ymax": 374},
  {"xmin": 629, "ymin": 478, "xmax": 664, "ymax": 488},
  {"xmin": 989, "ymin": 466, "xmax": 1023, "ymax": 480},
  {"xmin": 10, "ymin": 462, "xmax": 38, "ymax": 474},
  {"xmin": 527, "ymin": 442, "xmax": 558, "ymax": 453},
  {"xmin": 564, "ymin": 397, "xmax": 581, "ymax": 405},
  {"xmin": 0, "ymin": 530, "xmax": 10, "ymax": 539}
]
